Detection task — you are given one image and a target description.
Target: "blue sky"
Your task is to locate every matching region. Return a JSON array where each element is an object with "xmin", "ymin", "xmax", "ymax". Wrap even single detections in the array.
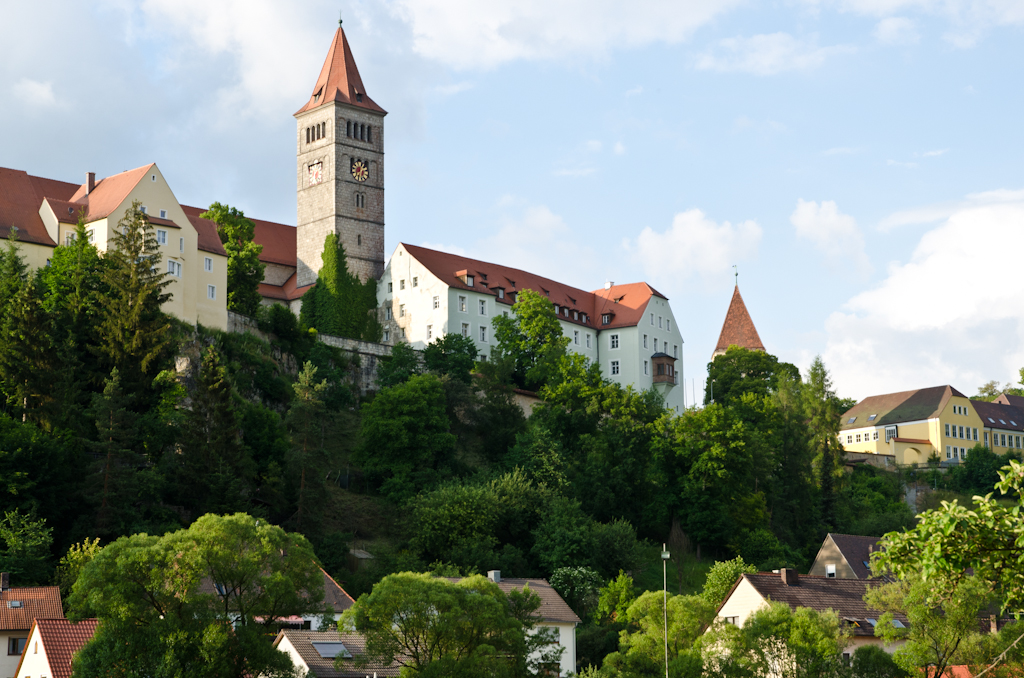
[{"xmin": 2, "ymin": 0, "xmax": 1023, "ymax": 401}]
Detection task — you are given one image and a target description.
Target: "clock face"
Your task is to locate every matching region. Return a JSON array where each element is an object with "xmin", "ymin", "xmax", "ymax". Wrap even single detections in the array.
[
  {"xmin": 351, "ymin": 159, "xmax": 369, "ymax": 182},
  {"xmin": 308, "ymin": 162, "xmax": 323, "ymax": 186}
]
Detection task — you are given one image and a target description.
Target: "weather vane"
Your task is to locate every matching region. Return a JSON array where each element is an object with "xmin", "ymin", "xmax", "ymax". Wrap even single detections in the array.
[
  {"xmin": 339, "ymin": 10, "xmax": 343, "ymax": 26},
  {"xmin": 733, "ymin": 265, "xmax": 738, "ymax": 286}
]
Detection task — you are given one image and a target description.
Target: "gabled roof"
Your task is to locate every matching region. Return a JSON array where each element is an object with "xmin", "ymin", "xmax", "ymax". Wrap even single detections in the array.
[
  {"xmin": 196, "ymin": 567, "xmax": 353, "ymax": 615},
  {"xmin": 446, "ymin": 577, "xmax": 580, "ymax": 624},
  {"xmin": 258, "ymin": 273, "xmax": 312, "ymax": 302},
  {"xmin": 183, "ymin": 214, "xmax": 228, "ymax": 257},
  {"xmin": 67, "ymin": 164, "xmax": 153, "ymax": 222},
  {"xmin": 738, "ymin": 572, "xmax": 901, "ymax": 636},
  {"xmin": 17, "ymin": 618, "xmax": 99, "ymax": 678},
  {"xmin": 821, "ymin": 533, "xmax": 882, "ymax": 579},
  {"xmin": 713, "ymin": 285, "xmax": 764, "ymax": 356},
  {"xmin": 0, "ymin": 166, "xmax": 76, "ymax": 246},
  {"xmin": 180, "ymin": 205, "xmax": 296, "ymax": 267},
  {"xmin": 275, "ymin": 629, "xmax": 401, "ymax": 677},
  {"xmin": 971, "ymin": 399, "xmax": 1024, "ymax": 433},
  {"xmin": 0, "ymin": 584, "xmax": 63, "ymax": 630},
  {"xmin": 401, "ymin": 243, "xmax": 662, "ymax": 331},
  {"xmin": 995, "ymin": 393, "xmax": 1024, "ymax": 408},
  {"xmin": 295, "ymin": 26, "xmax": 386, "ymax": 116},
  {"xmin": 840, "ymin": 385, "xmax": 965, "ymax": 431}
]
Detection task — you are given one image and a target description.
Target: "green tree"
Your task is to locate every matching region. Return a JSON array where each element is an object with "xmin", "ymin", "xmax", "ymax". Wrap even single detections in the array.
[
  {"xmin": 850, "ymin": 645, "xmax": 910, "ymax": 678},
  {"xmin": 0, "ymin": 273, "xmax": 55, "ymax": 423},
  {"xmin": 705, "ymin": 346, "xmax": 801, "ymax": 406},
  {"xmin": 424, "ymin": 333, "xmax": 478, "ymax": 383},
  {"xmin": 69, "ymin": 513, "xmax": 329, "ymax": 678},
  {"xmin": 54, "ymin": 537, "xmax": 102, "ymax": 602},
  {"xmin": 492, "ymin": 289, "xmax": 570, "ymax": 390},
  {"xmin": 200, "ymin": 202, "xmax": 265, "ymax": 317},
  {"xmin": 550, "ymin": 566, "xmax": 604, "ymax": 621},
  {"xmin": 865, "ymin": 574, "xmax": 992, "ymax": 678},
  {"xmin": 375, "ymin": 341, "xmax": 420, "ymax": 389},
  {"xmin": 597, "ymin": 571, "xmax": 638, "ymax": 623},
  {"xmin": 804, "ymin": 356, "xmax": 844, "ymax": 533},
  {"xmin": 409, "ymin": 482, "xmax": 501, "ymax": 572},
  {"xmin": 300, "ymin": 233, "xmax": 380, "ymax": 341},
  {"xmin": 701, "ymin": 556, "xmax": 757, "ymax": 606},
  {"xmin": 0, "ymin": 509, "xmax": 53, "ymax": 585},
  {"xmin": 356, "ymin": 374, "xmax": 456, "ymax": 502},
  {"xmin": 285, "ymin": 361, "xmax": 333, "ymax": 537},
  {"xmin": 96, "ymin": 200, "xmax": 173, "ymax": 393}
]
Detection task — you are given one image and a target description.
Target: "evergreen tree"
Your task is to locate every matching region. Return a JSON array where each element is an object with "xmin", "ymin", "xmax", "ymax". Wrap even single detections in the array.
[
  {"xmin": 285, "ymin": 362, "xmax": 332, "ymax": 538},
  {"xmin": 200, "ymin": 202, "xmax": 265, "ymax": 317},
  {"xmin": 172, "ymin": 346, "xmax": 252, "ymax": 518},
  {"xmin": 96, "ymin": 201, "xmax": 173, "ymax": 395},
  {"xmin": 0, "ymin": 227, "xmax": 28, "ymax": 313},
  {"xmin": 300, "ymin": 234, "xmax": 381, "ymax": 341},
  {"xmin": 0, "ymin": 275, "xmax": 53, "ymax": 423},
  {"xmin": 803, "ymin": 356, "xmax": 844, "ymax": 533}
]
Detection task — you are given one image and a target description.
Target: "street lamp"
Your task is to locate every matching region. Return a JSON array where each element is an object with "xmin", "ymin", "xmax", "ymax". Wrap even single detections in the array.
[{"xmin": 662, "ymin": 543, "xmax": 670, "ymax": 678}]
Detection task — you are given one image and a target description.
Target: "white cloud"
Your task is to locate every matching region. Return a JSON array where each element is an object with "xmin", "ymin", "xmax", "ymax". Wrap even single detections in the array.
[
  {"xmin": 823, "ymin": 195, "xmax": 1024, "ymax": 399},
  {"xmin": 790, "ymin": 199, "xmax": 871, "ymax": 275},
  {"xmin": 613, "ymin": 142, "xmax": 626, "ymax": 155},
  {"xmin": 920, "ymin": 148, "xmax": 948, "ymax": 157},
  {"xmin": 436, "ymin": 81, "xmax": 474, "ymax": 95},
  {"xmin": 628, "ymin": 209, "xmax": 761, "ymax": 285},
  {"xmin": 823, "ymin": 146, "xmax": 859, "ymax": 155},
  {"xmin": 392, "ymin": 0, "xmax": 744, "ymax": 69},
  {"xmin": 554, "ymin": 166, "xmax": 597, "ymax": 177},
  {"xmin": 584, "ymin": 140, "xmax": 603, "ymax": 152},
  {"xmin": 625, "ymin": 85, "xmax": 644, "ymax": 96},
  {"xmin": 695, "ymin": 33, "xmax": 854, "ymax": 75},
  {"xmin": 878, "ymin": 188, "xmax": 1024, "ymax": 230},
  {"xmin": 873, "ymin": 16, "xmax": 920, "ymax": 44},
  {"xmin": 887, "ymin": 159, "xmax": 918, "ymax": 168},
  {"xmin": 11, "ymin": 78, "xmax": 59, "ymax": 107}
]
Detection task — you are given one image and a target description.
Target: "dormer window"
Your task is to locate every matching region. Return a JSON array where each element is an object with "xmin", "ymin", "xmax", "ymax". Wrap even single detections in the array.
[
  {"xmin": 601, "ymin": 313, "xmax": 611, "ymax": 325},
  {"xmin": 456, "ymin": 269, "xmax": 474, "ymax": 286},
  {"xmin": 313, "ymin": 86, "xmax": 323, "ymax": 103},
  {"xmin": 356, "ymin": 93, "xmax": 363, "ymax": 102},
  {"xmin": 496, "ymin": 288, "xmax": 504, "ymax": 299}
]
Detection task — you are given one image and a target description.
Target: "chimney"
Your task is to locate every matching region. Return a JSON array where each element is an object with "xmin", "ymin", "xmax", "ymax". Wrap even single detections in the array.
[
  {"xmin": 780, "ymin": 568, "xmax": 799, "ymax": 586},
  {"xmin": 0, "ymin": 572, "xmax": 9, "ymax": 591},
  {"xmin": 487, "ymin": 570, "xmax": 501, "ymax": 583},
  {"xmin": 86, "ymin": 172, "xmax": 96, "ymax": 195}
]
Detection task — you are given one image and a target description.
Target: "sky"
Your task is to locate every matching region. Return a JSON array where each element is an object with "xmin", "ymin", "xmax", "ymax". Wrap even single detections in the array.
[{"xmin": 2, "ymin": 0, "xmax": 1024, "ymax": 402}]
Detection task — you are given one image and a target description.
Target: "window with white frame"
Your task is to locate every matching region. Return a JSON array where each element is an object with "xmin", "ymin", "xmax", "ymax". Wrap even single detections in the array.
[
  {"xmin": 412, "ymin": 277, "xmax": 418, "ymax": 287},
  {"xmin": 400, "ymin": 279, "xmax": 406, "ymax": 290},
  {"xmin": 427, "ymin": 325, "xmax": 433, "ymax": 341},
  {"xmin": 873, "ymin": 431, "xmax": 879, "ymax": 440},
  {"xmin": 160, "ymin": 209, "xmax": 168, "ymax": 219},
  {"xmin": 643, "ymin": 360, "xmax": 649, "ymax": 375},
  {"xmin": 204, "ymin": 257, "xmax": 212, "ymax": 272},
  {"xmin": 179, "ymin": 237, "xmax": 184, "ymax": 252},
  {"xmin": 974, "ymin": 428, "xmax": 979, "ymax": 441},
  {"xmin": 1001, "ymin": 434, "xmax": 1007, "ymax": 447},
  {"xmin": 459, "ymin": 296, "xmax": 467, "ymax": 312},
  {"xmin": 658, "ymin": 316, "xmax": 663, "ymax": 328},
  {"xmin": 946, "ymin": 445, "xmax": 952, "ymax": 459},
  {"xmin": 479, "ymin": 326, "xmax": 487, "ymax": 342},
  {"xmin": 140, "ymin": 205, "xmax": 148, "ymax": 213},
  {"xmin": 385, "ymin": 307, "xmax": 392, "ymax": 320},
  {"xmin": 826, "ymin": 564, "xmax": 836, "ymax": 578},
  {"xmin": 654, "ymin": 338, "xmax": 658, "ymax": 352},
  {"xmin": 167, "ymin": 260, "xmax": 182, "ymax": 277},
  {"xmin": 985, "ymin": 432, "xmax": 990, "ymax": 446},
  {"xmin": 666, "ymin": 319, "xmax": 671, "ymax": 331},
  {"xmin": 610, "ymin": 360, "xmax": 620, "ymax": 375},
  {"xmin": 650, "ymin": 313, "xmax": 654, "ymax": 325},
  {"xmin": 610, "ymin": 334, "xmax": 619, "ymax": 349},
  {"xmin": 959, "ymin": 425, "xmax": 965, "ymax": 439},
  {"xmin": 479, "ymin": 299, "xmax": 487, "ymax": 315},
  {"xmin": 432, "ymin": 296, "xmax": 440, "ymax": 309},
  {"xmin": 462, "ymin": 323, "xmax": 469, "ymax": 337},
  {"xmin": 87, "ymin": 229, "xmax": 94, "ymax": 243},
  {"xmin": 574, "ymin": 330, "xmax": 579, "ymax": 345},
  {"xmin": 643, "ymin": 334, "xmax": 648, "ymax": 349},
  {"xmin": 383, "ymin": 329, "xmax": 390, "ymax": 342},
  {"xmin": 157, "ymin": 229, "xmax": 167, "ymax": 245},
  {"xmin": 586, "ymin": 334, "xmax": 591, "ymax": 349},
  {"xmin": 497, "ymin": 288, "xmax": 504, "ymax": 299},
  {"xmin": 207, "ymin": 285, "xmax": 216, "ymax": 300},
  {"xmin": 856, "ymin": 434, "xmax": 861, "ymax": 442},
  {"xmin": 388, "ymin": 282, "xmax": 393, "ymax": 293},
  {"xmin": 847, "ymin": 435, "xmax": 853, "ymax": 443},
  {"xmin": 399, "ymin": 304, "xmax": 406, "ymax": 317},
  {"xmin": 945, "ymin": 423, "xmax": 950, "ymax": 436},
  {"xmin": 673, "ymin": 344, "xmax": 678, "ymax": 358}
]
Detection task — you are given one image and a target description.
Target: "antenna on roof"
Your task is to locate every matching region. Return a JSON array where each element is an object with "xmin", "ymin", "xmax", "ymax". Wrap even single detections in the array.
[{"xmin": 733, "ymin": 265, "xmax": 738, "ymax": 287}]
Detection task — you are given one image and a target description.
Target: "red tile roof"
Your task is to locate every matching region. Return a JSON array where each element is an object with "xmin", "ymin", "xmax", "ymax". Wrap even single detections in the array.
[
  {"xmin": 295, "ymin": 26, "xmax": 387, "ymax": 116},
  {"xmin": 275, "ymin": 629, "xmax": 401, "ymax": 677},
  {"xmin": 0, "ymin": 166, "xmax": 67, "ymax": 245},
  {"xmin": 971, "ymin": 399, "xmax": 1024, "ymax": 433},
  {"xmin": 714, "ymin": 285, "xmax": 764, "ymax": 355},
  {"xmin": 258, "ymin": 273, "xmax": 311, "ymax": 301},
  {"xmin": 0, "ymin": 585, "xmax": 63, "ymax": 631},
  {"xmin": 22, "ymin": 618, "xmax": 99, "ymax": 678},
  {"xmin": 996, "ymin": 393, "xmax": 1024, "ymax": 408},
  {"xmin": 183, "ymin": 213, "xmax": 228, "ymax": 257},
  {"xmin": 67, "ymin": 164, "xmax": 153, "ymax": 222},
  {"xmin": 180, "ymin": 205, "xmax": 295, "ymax": 266},
  {"xmin": 403, "ymin": 243, "xmax": 661, "ymax": 331}
]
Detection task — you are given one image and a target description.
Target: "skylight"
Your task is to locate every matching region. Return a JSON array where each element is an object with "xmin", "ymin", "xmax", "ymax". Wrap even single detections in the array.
[
  {"xmin": 312, "ymin": 642, "xmax": 352, "ymax": 659},
  {"xmin": 1000, "ymin": 419, "xmax": 1007, "ymax": 425},
  {"xmin": 990, "ymin": 418, "xmax": 996, "ymax": 423},
  {"xmin": 892, "ymin": 620, "xmax": 906, "ymax": 629},
  {"xmin": 1013, "ymin": 421, "xmax": 1018, "ymax": 426},
  {"xmin": 868, "ymin": 414, "xmax": 877, "ymax": 421},
  {"xmin": 866, "ymin": 618, "xmax": 877, "ymax": 627},
  {"xmin": 848, "ymin": 417, "xmax": 857, "ymax": 424}
]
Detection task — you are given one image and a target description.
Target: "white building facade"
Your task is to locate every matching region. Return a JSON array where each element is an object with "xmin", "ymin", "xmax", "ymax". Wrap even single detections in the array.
[{"xmin": 378, "ymin": 243, "xmax": 686, "ymax": 412}]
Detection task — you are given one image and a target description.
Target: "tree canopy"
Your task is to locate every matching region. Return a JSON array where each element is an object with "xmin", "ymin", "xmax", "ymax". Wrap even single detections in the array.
[{"xmin": 200, "ymin": 202, "xmax": 265, "ymax": 317}]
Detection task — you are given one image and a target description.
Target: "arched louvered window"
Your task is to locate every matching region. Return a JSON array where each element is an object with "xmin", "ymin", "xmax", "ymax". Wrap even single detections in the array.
[{"xmin": 367, "ymin": 126, "xmax": 372, "ymax": 143}]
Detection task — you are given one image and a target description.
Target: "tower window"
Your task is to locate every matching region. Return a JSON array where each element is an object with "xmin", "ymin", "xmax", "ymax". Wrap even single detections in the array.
[
  {"xmin": 357, "ymin": 93, "xmax": 363, "ymax": 102},
  {"xmin": 357, "ymin": 234, "xmax": 362, "ymax": 246},
  {"xmin": 367, "ymin": 126, "xmax": 372, "ymax": 143},
  {"xmin": 346, "ymin": 120, "xmax": 352, "ymax": 137},
  {"xmin": 361, "ymin": 124, "xmax": 366, "ymax": 140},
  {"xmin": 306, "ymin": 127, "xmax": 310, "ymax": 143}
]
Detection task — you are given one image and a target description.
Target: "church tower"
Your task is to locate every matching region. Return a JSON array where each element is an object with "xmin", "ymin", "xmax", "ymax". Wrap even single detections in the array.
[
  {"xmin": 712, "ymin": 285, "xmax": 765, "ymax": 359},
  {"xmin": 295, "ymin": 22, "xmax": 386, "ymax": 286}
]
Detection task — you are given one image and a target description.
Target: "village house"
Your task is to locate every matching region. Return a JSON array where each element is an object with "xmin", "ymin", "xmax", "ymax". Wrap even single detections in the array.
[
  {"xmin": 12, "ymin": 619, "xmax": 97, "ymax": 678},
  {"xmin": 0, "ymin": 573, "xmax": 63, "ymax": 678}
]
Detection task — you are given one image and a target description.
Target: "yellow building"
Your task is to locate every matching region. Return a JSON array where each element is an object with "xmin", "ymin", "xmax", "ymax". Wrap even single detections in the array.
[
  {"xmin": 0, "ymin": 163, "xmax": 228, "ymax": 330},
  {"xmin": 839, "ymin": 385, "xmax": 1024, "ymax": 465}
]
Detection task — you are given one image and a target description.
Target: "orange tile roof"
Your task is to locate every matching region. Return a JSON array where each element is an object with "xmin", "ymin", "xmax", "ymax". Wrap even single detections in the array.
[
  {"xmin": 295, "ymin": 26, "xmax": 387, "ymax": 116},
  {"xmin": 402, "ymin": 243, "xmax": 662, "ymax": 331},
  {"xmin": 258, "ymin": 273, "xmax": 311, "ymax": 301},
  {"xmin": 0, "ymin": 585, "xmax": 63, "ymax": 630},
  {"xmin": 714, "ymin": 285, "xmax": 764, "ymax": 355},
  {"xmin": 183, "ymin": 213, "xmax": 227, "ymax": 257},
  {"xmin": 20, "ymin": 618, "xmax": 98, "ymax": 678},
  {"xmin": 180, "ymin": 205, "xmax": 295, "ymax": 267},
  {"xmin": 67, "ymin": 164, "xmax": 153, "ymax": 222},
  {"xmin": 0, "ymin": 166, "xmax": 67, "ymax": 246}
]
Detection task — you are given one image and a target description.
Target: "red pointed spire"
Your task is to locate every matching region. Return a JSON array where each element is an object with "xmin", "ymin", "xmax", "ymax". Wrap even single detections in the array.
[
  {"xmin": 295, "ymin": 26, "xmax": 386, "ymax": 116},
  {"xmin": 713, "ymin": 285, "xmax": 765, "ymax": 358}
]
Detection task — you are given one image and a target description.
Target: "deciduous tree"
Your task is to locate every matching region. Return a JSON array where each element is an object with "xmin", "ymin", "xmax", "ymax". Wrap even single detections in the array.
[{"xmin": 201, "ymin": 202, "xmax": 265, "ymax": 317}]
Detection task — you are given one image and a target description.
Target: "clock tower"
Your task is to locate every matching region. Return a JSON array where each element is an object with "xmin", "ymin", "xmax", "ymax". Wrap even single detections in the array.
[{"xmin": 295, "ymin": 23, "xmax": 386, "ymax": 286}]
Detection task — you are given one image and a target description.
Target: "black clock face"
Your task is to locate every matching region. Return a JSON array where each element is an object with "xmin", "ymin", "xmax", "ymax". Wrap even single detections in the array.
[{"xmin": 351, "ymin": 160, "xmax": 368, "ymax": 182}]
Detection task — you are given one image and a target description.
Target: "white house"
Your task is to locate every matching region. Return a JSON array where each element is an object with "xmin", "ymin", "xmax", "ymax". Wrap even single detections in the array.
[
  {"xmin": 0, "ymin": 574, "xmax": 64, "ymax": 678},
  {"xmin": 12, "ymin": 618, "xmax": 98, "ymax": 678},
  {"xmin": 378, "ymin": 243, "xmax": 687, "ymax": 412}
]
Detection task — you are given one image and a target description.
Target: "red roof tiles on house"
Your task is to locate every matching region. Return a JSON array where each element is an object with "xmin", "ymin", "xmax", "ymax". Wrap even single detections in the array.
[
  {"xmin": 67, "ymin": 164, "xmax": 153, "ymax": 222},
  {"xmin": 295, "ymin": 26, "xmax": 387, "ymax": 116},
  {"xmin": 183, "ymin": 214, "xmax": 228, "ymax": 257},
  {"xmin": 180, "ymin": 205, "xmax": 295, "ymax": 267},
  {"xmin": 275, "ymin": 629, "xmax": 401, "ymax": 677},
  {"xmin": 446, "ymin": 576, "xmax": 580, "ymax": 624},
  {"xmin": 0, "ymin": 166, "xmax": 64, "ymax": 245},
  {"xmin": 21, "ymin": 618, "xmax": 99, "ymax": 678},
  {"xmin": 713, "ymin": 285, "xmax": 764, "ymax": 356},
  {"xmin": 0, "ymin": 585, "xmax": 63, "ymax": 631},
  {"xmin": 822, "ymin": 533, "xmax": 882, "ymax": 580}
]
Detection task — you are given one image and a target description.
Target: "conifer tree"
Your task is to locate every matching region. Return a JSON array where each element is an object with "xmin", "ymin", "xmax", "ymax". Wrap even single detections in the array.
[
  {"xmin": 0, "ymin": 227, "xmax": 28, "ymax": 314},
  {"xmin": 300, "ymin": 234, "xmax": 381, "ymax": 341},
  {"xmin": 96, "ymin": 201, "xmax": 172, "ymax": 394},
  {"xmin": 89, "ymin": 368, "xmax": 143, "ymax": 539},
  {"xmin": 200, "ymin": 202, "xmax": 265, "ymax": 317},
  {"xmin": 0, "ymin": 275, "xmax": 54, "ymax": 423},
  {"xmin": 172, "ymin": 346, "xmax": 251, "ymax": 517},
  {"xmin": 803, "ymin": 356, "xmax": 844, "ymax": 532},
  {"xmin": 285, "ymin": 362, "xmax": 331, "ymax": 538}
]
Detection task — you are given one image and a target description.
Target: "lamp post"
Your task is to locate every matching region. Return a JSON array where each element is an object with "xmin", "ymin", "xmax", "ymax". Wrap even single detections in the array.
[{"xmin": 662, "ymin": 543, "xmax": 670, "ymax": 678}]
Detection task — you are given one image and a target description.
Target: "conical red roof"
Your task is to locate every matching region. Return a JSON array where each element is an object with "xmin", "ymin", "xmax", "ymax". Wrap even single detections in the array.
[
  {"xmin": 295, "ymin": 26, "xmax": 386, "ymax": 116},
  {"xmin": 713, "ymin": 286, "xmax": 764, "ymax": 357}
]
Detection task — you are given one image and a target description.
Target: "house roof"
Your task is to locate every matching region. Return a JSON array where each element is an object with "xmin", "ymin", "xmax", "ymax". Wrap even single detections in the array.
[
  {"xmin": 295, "ymin": 26, "xmax": 387, "ymax": 117},
  {"xmin": 197, "ymin": 567, "xmax": 353, "ymax": 615},
  {"xmin": 402, "ymin": 243, "xmax": 662, "ymax": 331},
  {"xmin": 971, "ymin": 399, "xmax": 1024, "ymax": 433},
  {"xmin": 821, "ymin": 533, "xmax": 882, "ymax": 579},
  {"xmin": 446, "ymin": 577, "xmax": 580, "ymax": 624},
  {"xmin": 274, "ymin": 629, "xmax": 401, "ymax": 677},
  {"xmin": 995, "ymin": 393, "xmax": 1024, "ymax": 409},
  {"xmin": 713, "ymin": 285, "xmax": 764, "ymax": 356},
  {"xmin": 258, "ymin": 273, "xmax": 312, "ymax": 302},
  {"xmin": 19, "ymin": 618, "xmax": 99, "ymax": 678},
  {"xmin": 0, "ymin": 166, "xmax": 74, "ymax": 246},
  {"xmin": 180, "ymin": 204, "xmax": 294, "ymax": 266},
  {"xmin": 183, "ymin": 214, "xmax": 228, "ymax": 257},
  {"xmin": 67, "ymin": 164, "xmax": 153, "ymax": 222},
  {"xmin": 738, "ymin": 572, "xmax": 902, "ymax": 636},
  {"xmin": 840, "ymin": 385, "xmax": 965, "ymax": 431},
  {"xmin": 0, "ymin": 584, "xmax": 63, "ymax": 631}
]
